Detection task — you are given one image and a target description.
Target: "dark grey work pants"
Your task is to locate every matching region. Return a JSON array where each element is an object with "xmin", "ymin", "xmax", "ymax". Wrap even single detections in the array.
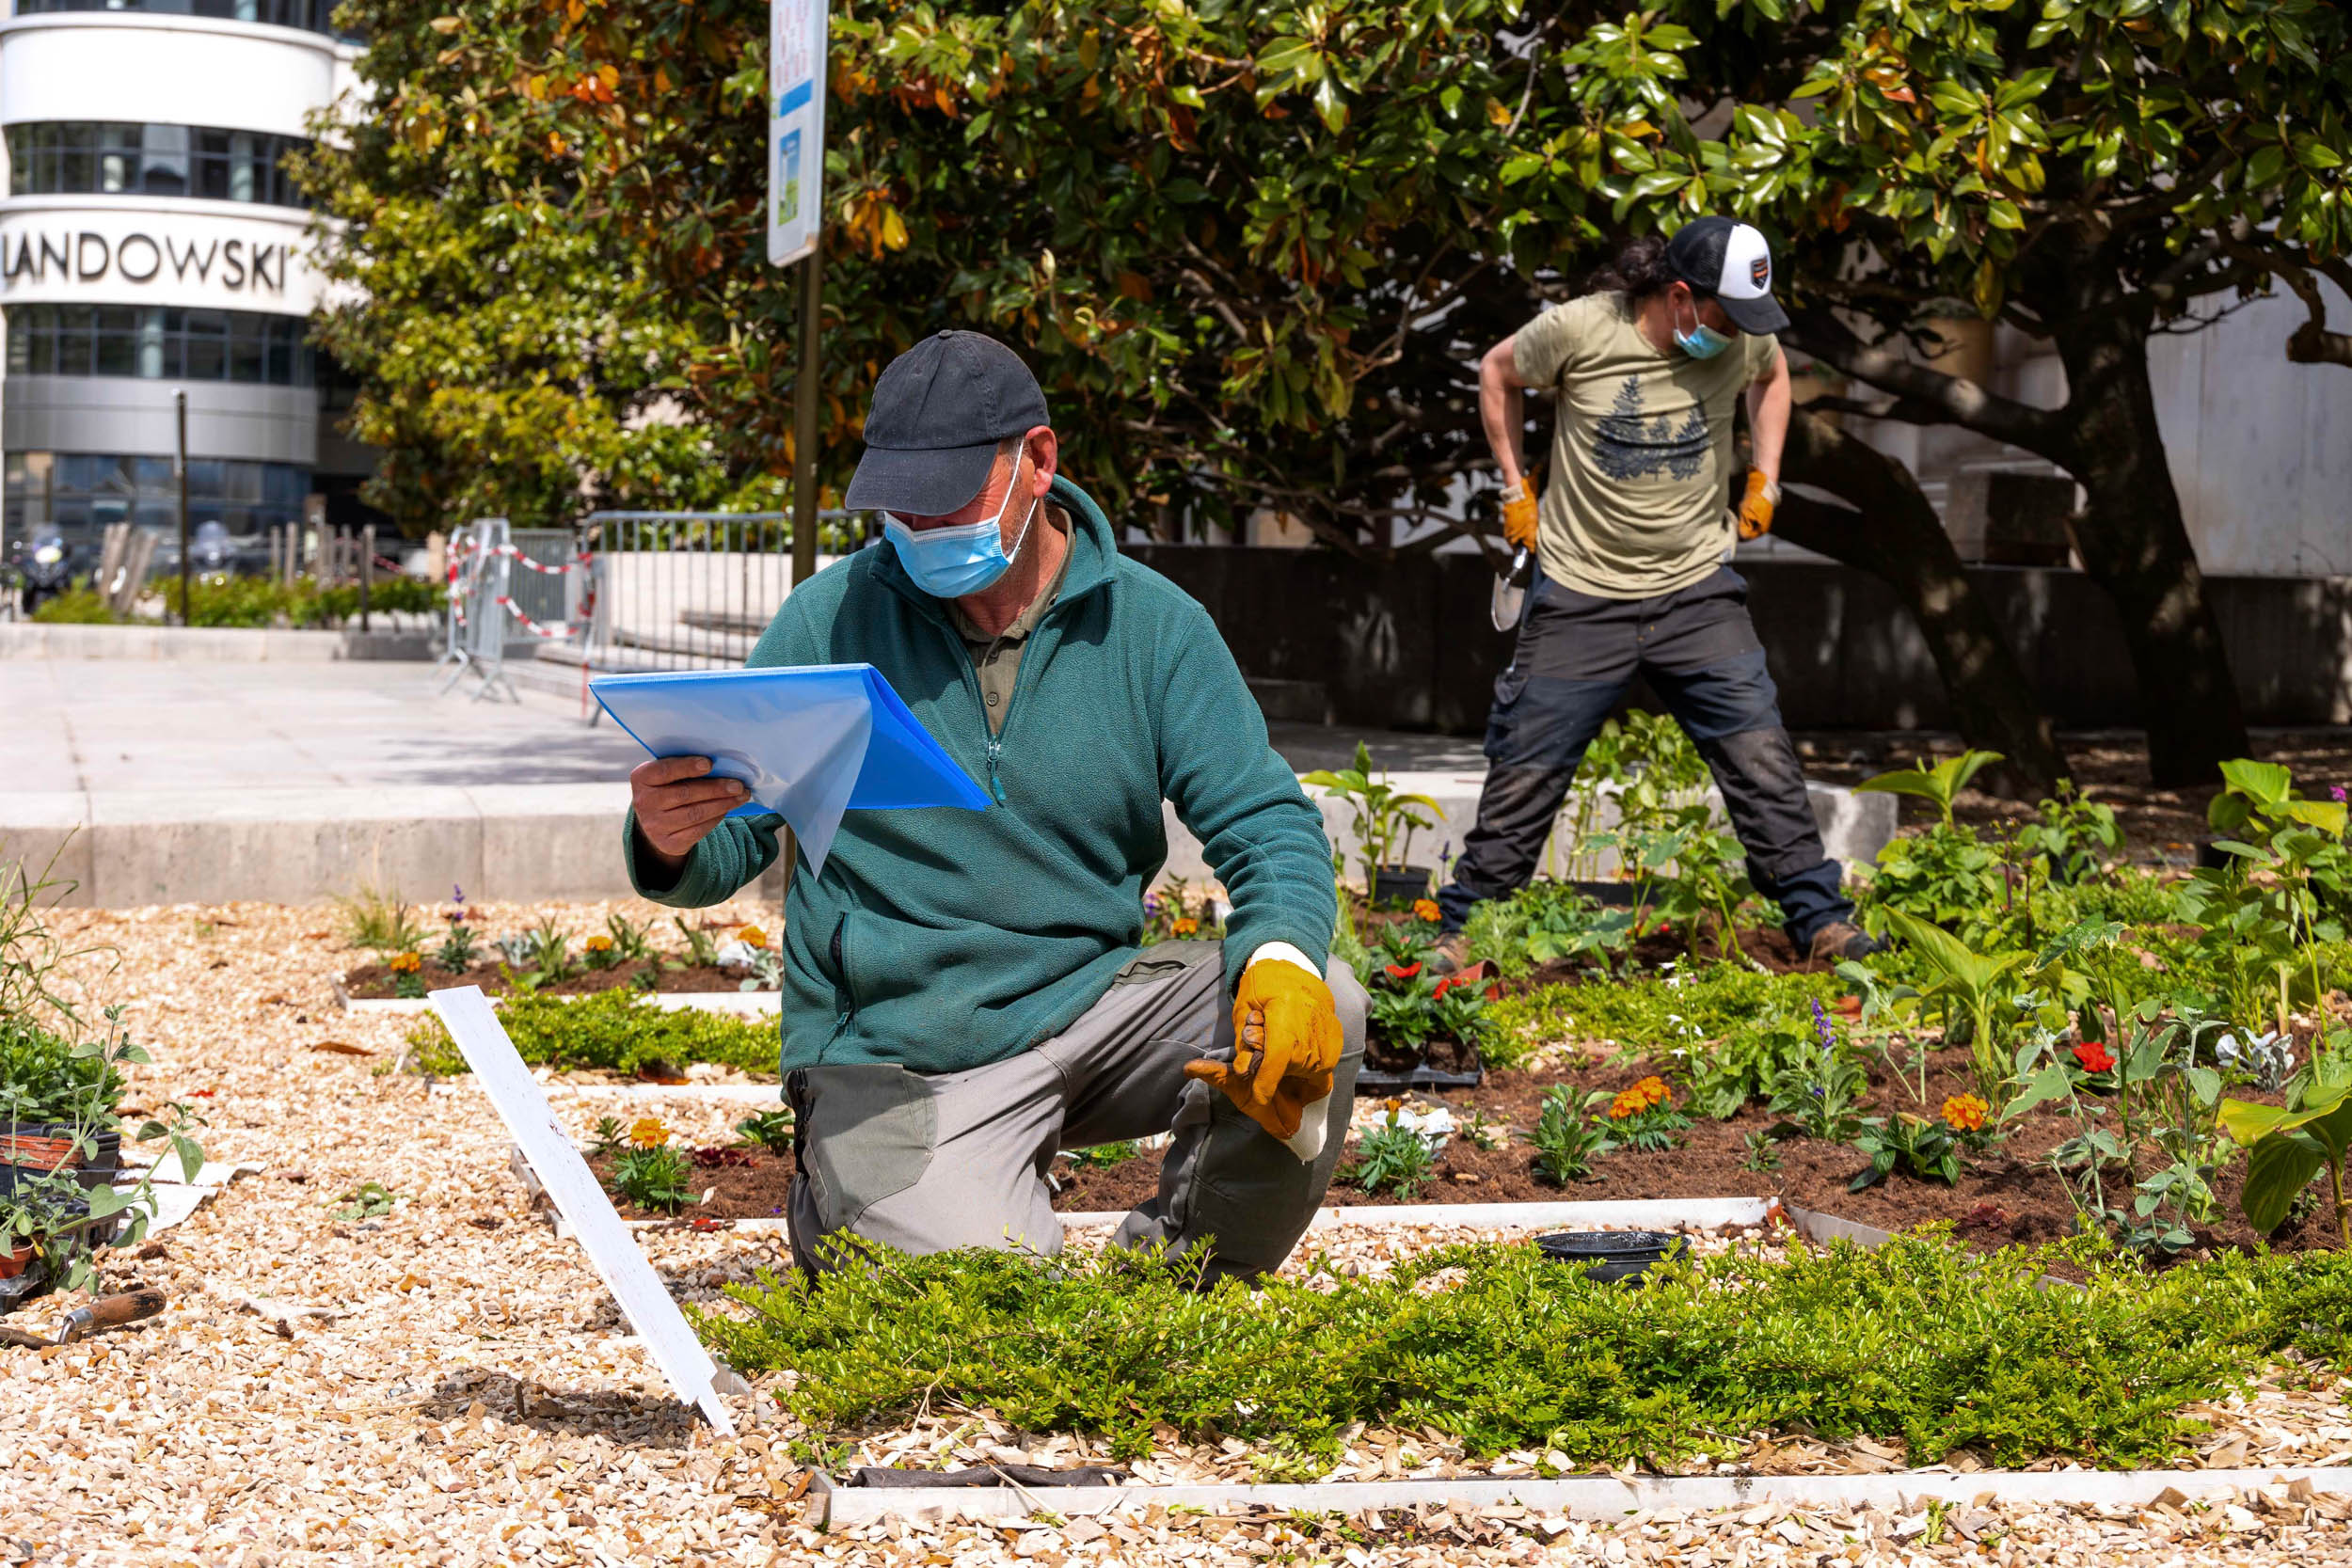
[
  {"xmin": 1436, "ymin": 568, "xmax": 1852, "ymax": 945},
  {"xmin": 784, "ymin": 942, "xmax": 1367, "ymax": 1284}
]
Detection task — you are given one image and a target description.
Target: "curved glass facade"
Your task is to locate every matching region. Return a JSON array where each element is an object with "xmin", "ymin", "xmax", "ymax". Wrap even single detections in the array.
[
  {"xmin": 8, "ymin": 122, "xmax": 310, "ymax": 208},
  {"xmin": 11, "ymin": 0, "xmax": 356, "ymax": 41},
  {"xmin": 7, "ymin": 303, "xmax": 312, "ymax": 385},
  {"xmin": 6, "ymin": 450, "xmax": 310, "ymax": 543}
]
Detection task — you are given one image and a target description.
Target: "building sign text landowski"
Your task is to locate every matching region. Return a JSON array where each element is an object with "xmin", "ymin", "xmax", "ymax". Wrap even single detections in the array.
[{"xmin": 2, "ymin": 230, "xmax": 291, "ymax": 293}]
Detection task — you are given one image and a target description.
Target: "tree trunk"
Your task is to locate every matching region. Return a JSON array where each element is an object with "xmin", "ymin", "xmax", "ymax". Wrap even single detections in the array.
[
  {"xmin": 2048, "ymin": 302, "xmax": 2250, "ymax": 786},
  {"xmin": 1775, "ymin": 409, "xmax": 2067, "ymax": 799}
]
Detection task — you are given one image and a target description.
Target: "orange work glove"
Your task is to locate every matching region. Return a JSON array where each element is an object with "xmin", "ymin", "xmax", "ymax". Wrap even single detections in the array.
[
  {"xmin": 1738, "ymin": 470, "xmax": 1781, "ymax": 541},
  {"xmin": 1500, "ymin": 477, "xmax": 1541, "ymax": 551},
  {"xmin": 1184, "ymin": 960, "xmax": 1343, "ymax": 1149}
]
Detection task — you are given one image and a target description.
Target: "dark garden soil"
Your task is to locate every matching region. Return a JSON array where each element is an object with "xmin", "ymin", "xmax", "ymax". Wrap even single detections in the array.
[
  {"xmin": 588, "ymin": 1043, "xmax": 2339, "ymax": 1262},
  {"xmin": 1791, "ymin": 723, "xmax": 2352, "ymax": 863},
  {"xmin": 342, "ymin": 956, "xmax": 759, "ymax": 999}
]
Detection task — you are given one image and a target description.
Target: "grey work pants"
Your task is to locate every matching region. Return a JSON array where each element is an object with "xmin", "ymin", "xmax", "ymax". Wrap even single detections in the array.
[{"xmin": 784, "ymin": 942, "xmax": 1368, "ymax": 1285}]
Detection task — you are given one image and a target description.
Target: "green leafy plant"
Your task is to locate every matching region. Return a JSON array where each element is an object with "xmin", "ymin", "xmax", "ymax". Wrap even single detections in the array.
[
  {"xmin": 333, "ymin": 1180, "xmax": 402, "ymax": 1221},
  {"xmin": 433, "ymin": 916, "xmax": 478, "ymax": 974},
  {"xmin": 590, "ymin": 1116, "xmax": 628, "ymax": 1156},
  {"xmin": 1530, "ymin": 1085, "xmax": 1613, "ymax": 1183},
  {"xmin": 1768, "ymin": 1001, "xmax": 1867, "ymax": 1142},
  {"xmin": 2019, "ymin": 781, "xmax": 2123, "ymax": 887},
  {"xmin": 1346, "ymin": 1121, "xmax": 1437, "ymax": 1200},
  {"xmin": 1858, "ymin": 822, "xmax": 2004, "ymax": 938},
  {"xmin": 1850, "ymin": 1115, "xmax": 1962, "ymax": 1191},
  {"xmin": 1364, "ymin": 937, "xmax": 1494, "ymax": 1065},
  {"xmin": 1877, "ymin": 908, "xmax": 2038, "ymax": 1111},
  {"xmin": 2222, "ymin": 1050, "xmax": 2352, "ymax": 1250},
  {"xmin": 673, "ymin": 916, "xmax": 721, "ymax": 970},
  {"xmin": 734, "ymin": 1107, "xmax": 796, "ymax": 1157},
  {"xmin": 1740, "ymin": 1129, "xmax": 1783, "ymax": 1173},
  {"xmin": 1853, "ymin": 751, "xmax": 2003, "ymax": 830},
  {"xmin": 1304, "ymin": 742, "xmax": 1440, "ymax": 899},
  {"xmin": 605, "ymin": 912, "xmax": 655, "ymax": 962},
  {"xmin": 335, "ymin": 884, "xmax": 425, "ymax": 955},
  {"xmin": 1068, "ymin": 1139, "xmax": 1141, "ymax": 1168},
  {"xmin": 612, "ymin": 1142, "xmax": 695, "ymax": 1212}
]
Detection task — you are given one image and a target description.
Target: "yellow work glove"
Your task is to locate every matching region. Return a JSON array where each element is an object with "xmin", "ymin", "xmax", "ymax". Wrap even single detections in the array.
[
  {"xmin": 1500, "ymin": 478, "xmax": 1541, "ymax": 551},
  {"xmin": 1184, "ymin": 960, "xmax": 1343, "ymax": 1152},
  {"xmin": 1738, "ymin": 470, "xmax": 1781, "ymax": 541}
]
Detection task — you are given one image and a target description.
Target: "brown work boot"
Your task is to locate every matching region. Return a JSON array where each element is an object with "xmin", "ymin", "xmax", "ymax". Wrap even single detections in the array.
[
  {"xmin": 1806, "ymin": 921, "xmax": 1882, "ymax": 964},
  {"xmin": 1425, "ymin": 930, "xmax": 1472, "ymax": 976}
]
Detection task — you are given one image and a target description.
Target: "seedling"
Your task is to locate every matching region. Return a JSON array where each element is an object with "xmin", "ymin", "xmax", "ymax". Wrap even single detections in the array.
[
  {"xmin": 733, "ymin": 1108, "xmax": 796, "ymax": 1157},
  {"xmin": 1347, "ymin": 1122, "xmax": 1436, "ymax": 1199},
  {"xmin": 333, "ymin": 1180, "xmax": 401, "ymax": 1221},
  {"xmin": 1531, "ymin": 1085, "xmax": 1613, "ymax": 1183}
]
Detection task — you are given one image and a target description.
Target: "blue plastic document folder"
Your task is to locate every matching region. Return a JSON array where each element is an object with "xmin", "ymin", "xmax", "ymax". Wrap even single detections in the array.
[{"xmin": 590, "ymin": 663, "xmax": 989, "ymax": 873}]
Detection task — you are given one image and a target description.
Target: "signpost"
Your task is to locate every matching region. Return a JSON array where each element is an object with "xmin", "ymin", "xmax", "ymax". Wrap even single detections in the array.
[{"xmin": 770, "ymin": 0, "xmax": 827, "ymax": 594}]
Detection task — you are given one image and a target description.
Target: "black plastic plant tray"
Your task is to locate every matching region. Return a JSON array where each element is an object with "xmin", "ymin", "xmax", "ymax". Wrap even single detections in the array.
[
  {"xmin": 1535, "ymin": 1229, "xmax": 1691, "ymax": 1284},
  {"xmin": 1354, "ymin": 1063, "xmax": 1484, "ymax": 1094}
]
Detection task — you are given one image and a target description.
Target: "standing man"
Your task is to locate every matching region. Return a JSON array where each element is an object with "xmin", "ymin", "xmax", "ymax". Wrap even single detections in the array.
[
  {"xmin": 624, "ymin": 330, "xmax": 1365, "ymax": 1283},
  {"xmin": 1433, "ymin": 218, "xmax": 1874, "ymax": 965}
]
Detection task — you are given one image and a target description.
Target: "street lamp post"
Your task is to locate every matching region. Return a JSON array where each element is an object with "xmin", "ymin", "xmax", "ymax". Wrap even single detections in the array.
[{"xmin": 175, "ymin": 388, "xmax": 190, "ymax": 626}]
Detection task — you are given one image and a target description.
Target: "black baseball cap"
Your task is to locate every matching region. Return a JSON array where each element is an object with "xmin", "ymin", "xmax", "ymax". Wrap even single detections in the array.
[
  {"xmin": 844, "ymin": 330, "xmax": 1051, "ymax": 517},
  {"xmin": 1664, "ymin": 216, "xmax": 1789, "ymax": 335}
]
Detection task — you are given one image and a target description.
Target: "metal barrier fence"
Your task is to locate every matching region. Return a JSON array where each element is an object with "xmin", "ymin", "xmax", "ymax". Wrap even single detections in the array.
[{"xmin": 579, "ymin": 510, "xmax": 864, "ymax": 676}]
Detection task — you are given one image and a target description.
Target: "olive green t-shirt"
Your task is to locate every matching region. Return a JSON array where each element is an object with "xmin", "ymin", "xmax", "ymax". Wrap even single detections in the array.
[{"xmin": 1513, "ymin": 291, "xmax": 1782, "ymax": 600}]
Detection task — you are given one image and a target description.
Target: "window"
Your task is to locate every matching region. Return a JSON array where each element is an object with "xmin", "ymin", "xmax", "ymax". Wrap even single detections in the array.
[
  {"xmin": 6, "ymin": 122, "xmax": 311, "ymax": 208},
  {"xmin": 10, "ymin": 0, "xmax": 360, "ymax": 42},
  {"xmin": 6, "ymin": 450, "xmax": 310, "ymax": 546},
  {"xmin": 5, "ymin": 304, "xmax": 313, "ymax": 386}
]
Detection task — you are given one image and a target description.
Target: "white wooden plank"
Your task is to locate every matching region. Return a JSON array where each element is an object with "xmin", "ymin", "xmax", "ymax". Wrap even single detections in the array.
[{"xmin": 429, "ymin": 985, "xmax": 736, "ymax": 1434}]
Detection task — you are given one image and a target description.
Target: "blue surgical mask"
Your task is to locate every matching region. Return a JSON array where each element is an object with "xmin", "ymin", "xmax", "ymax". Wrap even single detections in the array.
[
  {"xmin": 1672, "ymin": 293, "xmax": 1734, "ymax": 359},
  {"xmin": 883, "ymin": 441, "xmax": 1041, "ymax": 598}
]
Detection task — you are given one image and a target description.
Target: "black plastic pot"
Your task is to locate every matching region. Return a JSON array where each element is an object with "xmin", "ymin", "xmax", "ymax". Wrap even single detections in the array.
[
  {"xmin": 0, "ymin": 1122, "xmax": 83, "ymax": 1199},
  {"xmin": 1536, "ymin": 1230, "xmax": 1690, "ymax": 1284},
  {"xmin": 1370, "ymin": 865, "xmax": 1436, "ymax": 907},
  {"xmin": 1566, "ymin": 879, "xmax": 1640, "ymax": 909}
]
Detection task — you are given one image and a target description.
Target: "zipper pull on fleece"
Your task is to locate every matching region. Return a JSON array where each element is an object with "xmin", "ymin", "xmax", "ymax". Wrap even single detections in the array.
[{"xmin": 986, "ymin": 736, "xmax": 1007, "ymax": 803}]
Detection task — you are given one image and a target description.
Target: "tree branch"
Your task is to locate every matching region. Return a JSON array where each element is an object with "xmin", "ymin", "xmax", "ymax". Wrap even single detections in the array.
[{"xmin": 1787, "ymin": 309, "xmax": 2072, "ymax": 464}]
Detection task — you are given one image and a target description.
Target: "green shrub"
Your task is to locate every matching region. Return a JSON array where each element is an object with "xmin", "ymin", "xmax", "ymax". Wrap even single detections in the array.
[
  {"xmin": 702, "ymin": 1235, "xmax": 2352, "ymax": 1469},
  {"xmin": 405, "ymin": 987, "xmax": 777, "ymax": 1078},
  {"xmin": 0, "ymin": 1018, "xmax": 121, "ymax": 1124},
  {"xmin": 27, "ymin": 585, "xmax": 116, "ymax": 625},
  {"xmin": 612, "ymin": 1143, "xmax": 695, "ymax": 1211},
  {"xmin": 1488, "ymin": 964, "xmax": 1840, "ymax": 1062}
]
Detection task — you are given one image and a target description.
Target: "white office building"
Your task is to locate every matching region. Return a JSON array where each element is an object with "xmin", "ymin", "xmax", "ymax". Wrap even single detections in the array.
[{"xmin": 0, "ymin": 0, "xmax": 366, "ymax": 569}]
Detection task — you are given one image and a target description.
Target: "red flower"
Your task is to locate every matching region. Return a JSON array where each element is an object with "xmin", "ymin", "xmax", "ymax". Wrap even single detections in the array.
[
  {"xmin": 1385, "ymin": 962, "xmax": 1422, "ymax": 981},
  {"xmin": 2072, "ymin": 1040, "xmax": 2115, "ymax": 1074},
  {"xmin": 1432, "ymin": 975, "xmax": 1458, "ymax": 999}
]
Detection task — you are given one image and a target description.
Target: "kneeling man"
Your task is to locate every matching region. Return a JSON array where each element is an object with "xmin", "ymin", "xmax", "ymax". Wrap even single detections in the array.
[{"xmin": 624, "ymin": 331, "xmax": 1364, "ymax": 1283}]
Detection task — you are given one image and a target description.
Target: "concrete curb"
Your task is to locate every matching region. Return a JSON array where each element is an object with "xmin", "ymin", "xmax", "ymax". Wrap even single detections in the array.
[
  {"xmin": 811, "ymin": 1465, "xmax": 2352, "ymax": 1530},
  {"xmin": 3, "ymin": 777, "xmax": 1891, "ymax": 908},
  {"xmin": 0, "ymin": 622, "xmax": 435, "ymax": 661}
]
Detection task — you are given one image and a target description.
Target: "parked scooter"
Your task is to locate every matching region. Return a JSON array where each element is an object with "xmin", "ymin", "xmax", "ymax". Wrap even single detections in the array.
[{"xmin": 15, "ymin": 532, "xmax": 71, "ymax": 615}]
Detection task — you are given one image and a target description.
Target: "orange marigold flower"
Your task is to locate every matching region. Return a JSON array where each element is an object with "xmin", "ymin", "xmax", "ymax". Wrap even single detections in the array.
[
  {"xmin": 628, "ymin": 1117, "xmax": 671, "ymax": 1148},
  {"xmin": 1171, "ymin": 917, "xmax": 1200, "ymax": 936},
  {"xmin": 739, "ymin": 924, "xmax": 771, "ymax": 949},
  {"xmin": 1631, "ymin": 1075, "xmax": 1671, "ymax": 1107},
  {"xmin": 1941, "ymin": 1094, "xmax": 1988, "ymax": 1132},
  {"xmin": 584, "ymin": 934, "xmax": 614, "ymax": 952},
  {"xmin": 1609, "ymin": 1091, "xmax": 1642, "ymax": 1119},
  {"xmin": 1412, "ymin": 898, "xmax": 1442, "ymax": 923},
  {"xmin": 388, "ymin": 951, "xmax": 421, "ymax": 974}
]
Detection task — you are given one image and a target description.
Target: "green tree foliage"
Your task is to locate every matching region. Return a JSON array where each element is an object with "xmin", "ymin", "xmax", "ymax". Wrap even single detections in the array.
[{"xmin": 306, "ymin": 0, "xmax": 2348, "ymax": 781}]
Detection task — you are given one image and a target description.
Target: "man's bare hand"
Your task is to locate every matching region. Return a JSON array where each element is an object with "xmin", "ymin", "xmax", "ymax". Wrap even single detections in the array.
[{"xmin": 630, "ymin": 756, "xmax": 749, "ymax": 870}]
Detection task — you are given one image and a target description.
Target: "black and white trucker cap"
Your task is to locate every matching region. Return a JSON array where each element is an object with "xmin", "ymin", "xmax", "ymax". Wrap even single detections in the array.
[{"xmin": 1664, "ymin": 216, "xmax": 1789, "ymax": 335}]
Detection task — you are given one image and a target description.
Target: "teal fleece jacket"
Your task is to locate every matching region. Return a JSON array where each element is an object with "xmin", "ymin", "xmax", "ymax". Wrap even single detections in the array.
[{"xmin": 623, "ymin": 475, "xmax": 1336, "ymax": 1076}]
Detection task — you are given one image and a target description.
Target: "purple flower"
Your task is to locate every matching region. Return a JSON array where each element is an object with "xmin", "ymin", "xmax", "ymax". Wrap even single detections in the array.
[
  {"xmin": 2333, "ymin": 785, "xmax": 2347, "ymax": 804},
  {"xmin": 1812, "ymin": 998, "xmax": 1836, "ymax": 1052}
]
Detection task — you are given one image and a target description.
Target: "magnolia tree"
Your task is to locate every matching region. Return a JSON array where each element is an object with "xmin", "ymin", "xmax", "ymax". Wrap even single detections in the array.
[{"xmin": 303, "ymin": 0, "xmax": 2349, "ymax": 784}]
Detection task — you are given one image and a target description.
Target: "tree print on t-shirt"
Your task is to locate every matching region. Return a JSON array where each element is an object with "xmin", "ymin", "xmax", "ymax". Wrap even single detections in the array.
[{"xmin": 1590, "ymin": 375, "xmax": 1709, "ymax": 482}]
